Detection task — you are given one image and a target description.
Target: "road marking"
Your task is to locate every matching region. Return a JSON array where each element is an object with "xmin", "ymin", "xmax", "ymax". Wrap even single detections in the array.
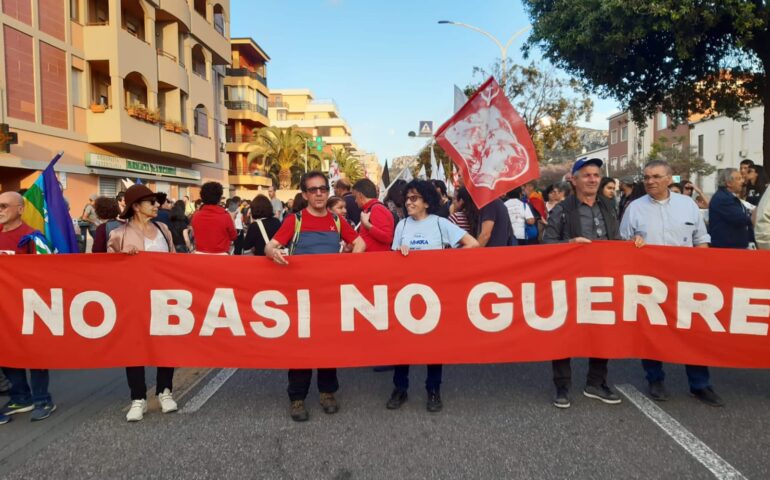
[
  {"xmin": 180, "ymin": 368, "xmax": 238, "ymax": 414},
  {"xmin": 616, "ymin": 384, "xmax": 746, "ymax": 480}
]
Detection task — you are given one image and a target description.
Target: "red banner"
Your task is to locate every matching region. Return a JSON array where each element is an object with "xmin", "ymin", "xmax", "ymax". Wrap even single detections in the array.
[{"xmin": 1, "ymin": 243, "xmax": 770, "ymax": 369}]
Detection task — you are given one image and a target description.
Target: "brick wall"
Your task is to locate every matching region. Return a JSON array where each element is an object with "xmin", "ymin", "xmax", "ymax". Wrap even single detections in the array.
[
  {"xmin": 38, "ymin": 0, "xmax": 65, "ymax": 41},
  {"xmin": 4, "ymin": 25, "xmax": 35, "ymax": 121},
  {"xmin": 40, "ymin": 41, "xmax": 68, "ymax": 129},
  {"xmin": 2, "ymin": 0, "xmax": 32, "ymax": 25}
]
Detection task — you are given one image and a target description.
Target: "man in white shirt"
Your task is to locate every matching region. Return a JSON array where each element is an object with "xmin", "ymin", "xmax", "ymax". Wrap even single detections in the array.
[{"xmin": 620, "ymin": 159, "xmax": 723, "ymax": 407}]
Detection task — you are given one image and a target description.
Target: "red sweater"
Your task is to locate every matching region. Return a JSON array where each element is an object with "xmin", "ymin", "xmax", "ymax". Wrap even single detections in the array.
[
  {"xmin": 358, "ymin": 199, "xmax": 395, "ymax": 252},
  {"xmin": 190, "ymin": 205, "xmax": 237, "ymax": 253}
]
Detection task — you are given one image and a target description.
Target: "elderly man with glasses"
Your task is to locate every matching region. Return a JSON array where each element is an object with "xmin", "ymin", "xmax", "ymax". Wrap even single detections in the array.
[
  {"xmin": 620, "ymin": 159, "xmax": 723, "ymax": 407},
  {"xmin": 542, "ymin": 158, "xmax": 632, "ymax": 409},
  {"xmin": 266, "ymin": 171, "xmax": 366, "ymax": 422}
]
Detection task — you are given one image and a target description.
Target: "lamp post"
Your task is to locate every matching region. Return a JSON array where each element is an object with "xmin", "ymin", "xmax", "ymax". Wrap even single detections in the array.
[{"xmin": 437, "ymin": 21, "xmax": 531, "ymax": 90}]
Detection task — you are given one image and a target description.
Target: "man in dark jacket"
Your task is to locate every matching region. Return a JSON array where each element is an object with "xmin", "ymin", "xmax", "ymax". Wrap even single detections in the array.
[
  {"xmin": 543, "ymin": 158, "xmax": 638, "ymax": 409},
  {"xmin": 708, "ymin": 168, "xmax": 753, "ymax": 249}
]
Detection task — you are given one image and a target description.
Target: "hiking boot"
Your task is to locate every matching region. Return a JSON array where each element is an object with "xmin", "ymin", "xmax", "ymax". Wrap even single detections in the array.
[
  {"xmin": 126, "ymin": 399, "xmax": 147, "ymax": 422},
  {"xmin": 290, "ymin": 400, "xmax": 309, "ymax": 422},
  {"xmin": 583, "ymin": 384, "xmax": 622, "ymax": 405},
  {"xmin": 648, "ymin": 380, "xmax": 670, "ymax": 401},
  {"xmin": 158, "ymin": 389, "xmax": 178, "ymax": 413},
  {"xmin": 30, "ymin": 402, "xmax": 56, "ymax": 422},
  {"xmin": 553, "ymin": 387, "xmax": 571, "ymax": 409},
  {"xmin": 426, "ymin": 391, "xmax": 442, "ymax": 413},
  {"xmin": 691, "ymin": 387, "xmax": 725, "ymax": 407},
  {"xmin": 0, "ymin": 401, "xmax": 34, "ymax": 416},
  {"xmin": 386, "ymin": 389, "xmax": 408, "ymax": 410},
  {"xmin": 319, "ymin": 393, "xmax": 339, "ymax": 414}
]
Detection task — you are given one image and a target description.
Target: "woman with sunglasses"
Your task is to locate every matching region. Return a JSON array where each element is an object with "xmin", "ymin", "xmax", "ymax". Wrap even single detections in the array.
[
  {"xmin": 107, "ymin": 184, "xmax": 177, "ymax": 422},
  {"xmin": 681, "ymin": 180, "xmax": 710, "ymax": 209},
  {"xmin": 387, "ymin": 180, "xmax": 479, "ymax": 413}
]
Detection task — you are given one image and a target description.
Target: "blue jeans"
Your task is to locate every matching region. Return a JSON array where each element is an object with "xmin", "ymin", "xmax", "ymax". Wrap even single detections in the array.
[
  {"xmin": 393, "ymin": 364, "xmax": 442, "ymax": 392},
  {"xmin": 2, "ymin": 368, "xmax": 52, "ymax": 405},
  {"xmin": 641, "ymin": 360, "xmax": 710, "ymax": 391}
]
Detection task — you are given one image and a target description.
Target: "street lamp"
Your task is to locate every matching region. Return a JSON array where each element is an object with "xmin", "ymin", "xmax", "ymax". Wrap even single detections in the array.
[{"xmin": 437, "ymin": 20, "xmax": 531, "ymax": 89}]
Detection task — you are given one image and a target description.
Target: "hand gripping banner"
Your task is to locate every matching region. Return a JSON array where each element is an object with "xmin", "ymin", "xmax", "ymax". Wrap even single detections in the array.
[{"xmin": 1, "ymin": 243, "xmax": 770, "ymax": 369}]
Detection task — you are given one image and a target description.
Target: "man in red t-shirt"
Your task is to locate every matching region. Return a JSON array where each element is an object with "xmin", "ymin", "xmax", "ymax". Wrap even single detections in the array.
[
  {"xmin": 266, "ymin": 172, "xmax": 365, "ymax": 422},
  {"xmin": 0, "ymin": 191, "xmax": 56, "ymax": 423},
  {"xmin": 190, "ymin": 182, "xmax": 236, "ymax": 254},
  {"xmin": 352, "ymin": 178, "xmax": 394, "ymax": 252}
]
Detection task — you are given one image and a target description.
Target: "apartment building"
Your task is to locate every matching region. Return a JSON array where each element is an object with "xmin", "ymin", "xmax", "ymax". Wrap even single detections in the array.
[
  {"xmin": 690, "ymin": 106, "xmax": 764, "ymax": 193},
  {"xmin": 224, "ymin": 36, "xmax": 271, "ymax": 199},
  {"xmin": 0, "ymin": 0, "xmax": 230, "ymax": 211},
  {"xmin": 608, "ymin": 110, "xmax": 689, "ymax": 172},
  {"xmin": 268, "ymin": 88, "xmax": 359, "ymax": 156}
]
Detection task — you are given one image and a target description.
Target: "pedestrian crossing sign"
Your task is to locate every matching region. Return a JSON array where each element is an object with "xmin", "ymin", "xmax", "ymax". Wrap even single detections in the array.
[{"xmin": 419, "ymin": 121, "xmax": 433, "ymax": 137}]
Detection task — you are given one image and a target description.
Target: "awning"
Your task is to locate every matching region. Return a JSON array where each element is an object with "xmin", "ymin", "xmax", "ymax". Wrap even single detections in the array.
[{"xmin": 88, "ymin": 168, "xmax": 201, "ymax": 185}]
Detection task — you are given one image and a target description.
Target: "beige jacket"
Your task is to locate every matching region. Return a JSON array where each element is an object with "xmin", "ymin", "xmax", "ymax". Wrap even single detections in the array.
[
  {"xmin": 107, "ymin": 220, "xmax": 175, "ymax": 253},
  {"xmin": 755, "ymin": 189, "xmax": 770, "ymax": 250}
]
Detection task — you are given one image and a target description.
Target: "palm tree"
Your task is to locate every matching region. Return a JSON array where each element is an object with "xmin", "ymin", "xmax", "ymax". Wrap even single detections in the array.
[
  {"xmin": 328, "ymin": 147, "xmax": 364, "ymax": 182},
  {"xmin": 247, "ymin": 126, "xmax": 311, "ymax": 189}
]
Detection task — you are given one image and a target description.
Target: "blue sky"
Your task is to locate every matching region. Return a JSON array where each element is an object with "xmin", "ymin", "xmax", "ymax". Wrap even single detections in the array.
[{"xmin": 230, "ymin": 0, "xmax": 619, "ymax": 163}]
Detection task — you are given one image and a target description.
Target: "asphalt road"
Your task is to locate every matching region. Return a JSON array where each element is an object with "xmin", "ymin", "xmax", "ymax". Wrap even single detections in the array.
[{"xmin": 1, "ymin": 360, "xmax": 768, "ymax": 479}]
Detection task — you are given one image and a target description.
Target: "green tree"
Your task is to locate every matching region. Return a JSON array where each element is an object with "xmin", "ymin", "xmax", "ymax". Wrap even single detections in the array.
[
  {"xmin": 465, "ymin": 60, "xmax": 594, "ymax": 161},
  {"xmin": 648, "ymin": 135, "xmax": 717, "ymax": 179},
  {"xmin": 523, "ymin": 0, "xmax": 770, "ymax": 170},
  {"xmin": 328, "ymin": 147, "xmax": 364, "ymax": 182},
  {"xmin": 247, "ymin": 126, "xmax": 316, "ymax": 189}
]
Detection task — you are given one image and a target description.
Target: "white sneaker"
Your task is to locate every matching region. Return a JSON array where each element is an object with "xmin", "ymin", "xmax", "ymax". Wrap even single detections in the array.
[
  {"xmin": 158, "ymin": 389, "xmax": 178, "ymax": 413},
  {"xmin": 126, "ymin": 399, "xmax": 147, "ymax": 422}
]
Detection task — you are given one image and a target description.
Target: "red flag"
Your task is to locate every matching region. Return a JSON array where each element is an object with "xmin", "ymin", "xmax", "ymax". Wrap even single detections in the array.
[{"xmin": 435, "ymin": 76, "xmax": 539, "ymax": 209}]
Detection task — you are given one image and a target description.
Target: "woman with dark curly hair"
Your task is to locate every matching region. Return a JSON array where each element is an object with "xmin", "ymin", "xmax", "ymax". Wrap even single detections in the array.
[
  {"xmin": 386, "ymin": 179, "xmax": 478, "ymax": 414},
  {"xmin": 91, "ymin": 196, "xmax": 122, "ymax": 253},
  {"xmin": 242, "ymin": 195, "xmax": 281, "ymax": 255}
]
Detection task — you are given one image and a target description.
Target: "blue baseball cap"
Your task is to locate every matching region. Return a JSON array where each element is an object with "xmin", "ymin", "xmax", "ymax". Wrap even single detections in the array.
[{"xmin": 572, "ymin": 157, "xmax": 604, "ymax": 175}]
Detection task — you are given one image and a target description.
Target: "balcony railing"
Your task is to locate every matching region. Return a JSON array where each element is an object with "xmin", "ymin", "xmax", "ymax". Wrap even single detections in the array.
[
  {"xmin": 225, "ymin": 132, "xmax": 257, "ymax": 143},
  {"xmin": 268, "ymin": 101, "xmax": 287, "ymax": 108},
  {"xmin": 225, "ymin": 68, "xmax": 267, "ymax": 86},
  {"xmin": 225, "ymin": 100, "xmax": 268, "ymax": 117}
]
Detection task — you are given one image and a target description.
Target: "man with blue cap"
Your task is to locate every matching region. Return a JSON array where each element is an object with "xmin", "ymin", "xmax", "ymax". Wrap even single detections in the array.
[{"xmin": 542, "ymin": 157, "xmax": 626, "ymax": 409}]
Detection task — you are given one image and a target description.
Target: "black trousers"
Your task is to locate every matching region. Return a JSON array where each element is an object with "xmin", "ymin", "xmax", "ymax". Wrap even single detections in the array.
[
  {"xmin": 552, "ymin": 358, "xmax": 608, "ymax": 390},
  {"xmin": 126, "ymin": 367, "xmax": 175, "ymax": 400},
  {"xmin": 287, "ymin": 369, "xmax": 338, "ymax": 401}
]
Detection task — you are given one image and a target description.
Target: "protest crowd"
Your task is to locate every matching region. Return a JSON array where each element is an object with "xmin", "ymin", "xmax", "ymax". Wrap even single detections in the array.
[{"xmin": 1, "ymin": 155, "xmax": 769, "ymax": 424}]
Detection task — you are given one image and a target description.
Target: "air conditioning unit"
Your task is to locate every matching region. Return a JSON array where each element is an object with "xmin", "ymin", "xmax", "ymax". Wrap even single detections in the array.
[
  {"xmin": 716, "ymin": 153, "xmax": 724, "ymax": 161},
  {"xmin": 739, "ymin": 150, "xmax": 748, "ymax": 158}
]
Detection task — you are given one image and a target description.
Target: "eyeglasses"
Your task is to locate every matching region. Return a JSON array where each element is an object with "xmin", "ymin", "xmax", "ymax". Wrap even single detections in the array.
[
  {"xmin": 405, "ymin": 194, "xmax": 423, "ymax": 203},
  {"xmin": 643, "ymin": 174, "xmax": 668, "ymax": 182},
  {"xmin": 684, "ymin": 186, "xmax": 694, "ymax": 191},
  {"xmin": 305, "ymin": 186, "xmax": 330, "ymax": 194}
]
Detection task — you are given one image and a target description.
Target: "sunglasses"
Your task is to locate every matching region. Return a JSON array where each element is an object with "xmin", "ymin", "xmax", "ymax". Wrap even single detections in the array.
[
  {"xmin": 305, "ymin": 186, "xmax": 330, "ymax": 194},
  {"xmin": 140, "ymin": 198, "xmax": 159, "ymax": 205},
  {"xmin": 405, "ymin": 194, "xmax": 423, "ymax": 203}
]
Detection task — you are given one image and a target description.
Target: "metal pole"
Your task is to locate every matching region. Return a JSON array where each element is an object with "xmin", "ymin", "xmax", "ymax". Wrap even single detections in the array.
[{"xmin": 304, "ymin": 141, "xmax": 308, "ymax": 173}]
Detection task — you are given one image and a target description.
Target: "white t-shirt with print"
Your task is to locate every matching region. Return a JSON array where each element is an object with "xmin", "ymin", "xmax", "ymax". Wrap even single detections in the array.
[
  {"xmin": 504, "ymin": 198, "xmax": 534, "ymax": 240},
  {"xmin": 392, "ymin": 214, "xmax": 467, "ymax": 251}
]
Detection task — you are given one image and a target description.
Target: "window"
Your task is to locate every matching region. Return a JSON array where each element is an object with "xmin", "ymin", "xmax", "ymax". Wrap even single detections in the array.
[
  {"xmin": 194, "ymin": 105, "xmax": 208, "ymax": 137},
  {"xmin": 70, "ymin": 0, "xmax": 80, "ymax": 21},
  {"xmin": 697, "ymin": 134, "xmax": 704, "ymax": 157},
  {"xmin": 610, "ymin": 129, "xmax": 618, "ymax": 144},
  {"xmin": 317, "ymin": 127, "xmax": 331, "ymax": 137},
  {"xmin": 276, "ymin": 110, "xmax": 287, "ymax": 121},
  {"xmin": 621, "ymin": 125, "xmax": 628, "ymax": 142},
  {"xmin": 191, "ymin": 45, "xmax": 206, "ymax": 78},
  {"xmin": 213, "ymin": 4, "xmax": 225, "ymax": 35},
  {"xmin": 99, "ymin": 177, "xmax": 118, "ymax": 197},
  {"xmin": 658, "ymin": 112, "xmax": 667, "ymax": 130},
  {"xmin": 71, "ymin": 68, "xmax": 83, "ymax": 107},
  {"xmin": 621, "ymin": 155, "xmax": 628, "ymax": 166}
]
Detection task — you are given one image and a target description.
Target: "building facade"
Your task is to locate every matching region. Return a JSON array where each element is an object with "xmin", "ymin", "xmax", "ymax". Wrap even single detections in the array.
[
  {"xmin": 608, "ymin": 110, "xmax": 690, "ymax": 173},
  {"xmin": 224, "ymin": 36, "xmax": 270, "ymax": 199},
  {"xmin": 268, "ymin": 88, "xmax": 359, "ymax": 156},
  {"xmin": 690, "ymin": 106, "xmax": 764, "ymax": 194},
  {"xmin": 0, "ymin": 0, "xmax": 230, "ymax": 212}
]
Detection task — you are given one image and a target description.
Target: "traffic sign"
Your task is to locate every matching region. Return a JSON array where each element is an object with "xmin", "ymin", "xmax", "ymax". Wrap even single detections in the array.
[{"xmin": 418, "ymin": 121, "xmax": 433, "ymax": 137}]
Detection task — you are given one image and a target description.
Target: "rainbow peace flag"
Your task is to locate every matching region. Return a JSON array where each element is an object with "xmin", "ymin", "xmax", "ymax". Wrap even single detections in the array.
[{"xmin": 21, "ymin": 152, "xmax": 79, "ymax": 253}]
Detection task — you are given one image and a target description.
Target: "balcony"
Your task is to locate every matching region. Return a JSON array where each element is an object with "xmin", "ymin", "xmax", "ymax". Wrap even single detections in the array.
[
  {"xmin": 226, "ymin": 68, "xmax": 267, "ymax": 86},
  {"xmin": 158, "ymin": 0, "xmax": 191, "ymax": 29},
  {"xmin": 268, "ymin": 100, "xmax": 287, "ymax": 109},
  {"xmin": 225, "ymin": 101, "xmax": 268, "ymax": 117},
  {"xmin": 157, "ymin": 49, "xmax": 188, "ymax": 90}
]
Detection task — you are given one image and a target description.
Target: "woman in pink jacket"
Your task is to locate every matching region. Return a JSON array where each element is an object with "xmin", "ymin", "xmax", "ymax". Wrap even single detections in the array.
[{"xmin": 108, "ymin": 184, "xmax": 177, "ymax": 422}]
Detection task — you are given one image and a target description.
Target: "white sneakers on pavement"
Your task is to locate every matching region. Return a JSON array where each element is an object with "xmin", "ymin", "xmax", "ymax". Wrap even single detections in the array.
[
  {"xmin": 126, "ymin": 399, "xmax": 147, "ymax": 422},
  {"xmin": 158, "ymin": 389, "xmax": 178, "ymax": 413}
]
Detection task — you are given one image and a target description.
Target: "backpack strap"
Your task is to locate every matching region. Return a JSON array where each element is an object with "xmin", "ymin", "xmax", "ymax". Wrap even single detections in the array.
[{"xmin": 288, "ymin": 212, "xmax": 302, "ymax": 256}]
